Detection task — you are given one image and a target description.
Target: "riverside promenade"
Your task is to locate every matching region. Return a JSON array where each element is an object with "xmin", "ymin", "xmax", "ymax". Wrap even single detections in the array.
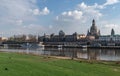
[{"xmin": 44, "ymin": 45, "xmax": 120, "ymax": 49}]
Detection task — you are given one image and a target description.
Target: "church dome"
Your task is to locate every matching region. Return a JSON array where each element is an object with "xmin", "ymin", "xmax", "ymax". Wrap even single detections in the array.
[
  {"xmin": 59, "ymin": 30, "xmax": 65, "ymax": 36},
  {"xmin": 87, "ymin": 19, "xmax": 100, "ymax": 39},
  {"xmin": 90, "ymin": 25, "xmax": 97, "ymax": 33}
]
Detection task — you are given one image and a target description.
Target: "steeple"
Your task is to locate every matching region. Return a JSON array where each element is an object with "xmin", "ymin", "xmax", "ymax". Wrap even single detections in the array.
[
  {"xmin": 92, "ymin": 19, "xmax": 95, "ymax": 27},
  {"xmin": 87, "ymin": 29, "xmax": 90, "ymax": 35},
  {"xmin": 98, "ymin": 30, "xmax": 101, "ymax": 36},
  {"xmin": 111, "ymin": 28, "xmax": 115, "ymax": 36},
  {"xmin": 44, "ymin": 33, "xmax": 46, "ymax": 36}
]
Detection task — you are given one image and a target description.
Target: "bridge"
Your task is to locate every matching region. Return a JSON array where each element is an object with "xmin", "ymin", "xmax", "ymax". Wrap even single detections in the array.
[{"xmin": 0, "ymin": 41, "xmax": 39, "ymax": 48}]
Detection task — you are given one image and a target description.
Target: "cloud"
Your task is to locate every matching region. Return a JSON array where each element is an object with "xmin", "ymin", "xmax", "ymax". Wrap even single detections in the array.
[
  {"xmin": 54, "ymin": 2, "xmax": 103, "ymax": 35},
  {"xmin": 55, "ymin": 0, "xmax": 120, "ymax": 35},
  {"xmin": 77, "ymin": 2, "xmax": 102, "ymax": 20},
  {"xmin": 104, "ymin": 24, "xmax": 119, "ymax": 28},
  {"xmin": 0, "ymin": 0, "xmax": 119, "ymax": 36},
  {"xmin": 57, "ymin": 2, "xmax": 102, "ymax": 23},
  {"xmin": 100, "ymin": 23, "xmax": 120, "ymax": 35},
  {"xmin": 0, "ymin": 0, "xmax": 50, "ymax": 36},
  {"xmin": 57, "ymin": 10, "xmax": 83, "ymax": 21},
  {"xmin": 32, "ymin": 7, "xmax": 50, "ymax": 15},
  {"xmin": 62, "ymin": 10, "xmax": 83, "ymax": 20},
  {"xmin": 42, "ymin": 7, "xmax": 50, "ymax": 15},
  {"xmin": 16, "ymin": 20, "xmax": 23, "ymax": 25},
  {"xmin": 104, "ymin": 0, "xmax": 119, "ymax": 6},
  {"xmin": 9, "ymin": 24, "xmax": 49, "ymax": 35},
  {"xmin": 95, "ymin": 0, "xmax": 120, "ymax": 9},
  {"xmin": 57, "ymin": 2, "xmax": 103, "ymax": 22}
]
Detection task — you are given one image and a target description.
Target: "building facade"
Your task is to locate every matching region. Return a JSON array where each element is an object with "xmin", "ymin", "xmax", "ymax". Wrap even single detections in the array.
[
  {"xmin": 39, "ymin": 30, "xmax": 86, "ymax": 42},
  {"xmin": 98, "ymin": 29, "xmax": 120, "ymax": 46},
  {"xmin": 99, "ymin": 29, "xmax": 120, "ymax": 42}
]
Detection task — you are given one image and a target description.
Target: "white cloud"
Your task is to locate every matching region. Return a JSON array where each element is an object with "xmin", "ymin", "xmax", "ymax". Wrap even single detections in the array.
[
  {"xmin": 100, "ymin": 23, "xmax": 120, "ymax": 35},
  {"xmin": 57, "ymin": 2, "xmax": 102, "ymax": 22},
  {"xmin": 11, "ymin": 24, "xmax": 47, "ymax": 35},
  {"xmin": 49, "ymin": 25, "xmax": 53, "ymax": 29},
  {"xmin": 16, "ymin": 20, "xmax": 23, "ymax": 25},
  {"xmin": 78, "ymin": 2, "xmax": 103, "ymax": 18},
  {"xmin": 78, "ymin": 2, "xmax": 87, "ymax": 9},
  {"xmin": 0, "ymin": 0, "xmax": 119, "ymax": 36},
  {"xmin": 41, "ymin": 7, "xmax": 50, "ymax": 15},
  {"xmin": 104, "ymin": 24, "xmax": 119, "ymax": 28},
  {"xmin": 32, "ymin": 7, "xmax": 50, "ymax": 15},
  {"xmin": 104, "ymin": 0, "xmax": 119, "ymax": 6},
  {"xmin": 61, "ymin": 10, "xmax": 83, "ymax": 20},
  {"xmin": 0, "ymin": 0, "xmax": 50, "ymax": 36},
  {"xmin": 55, "ymin": 0, "xmax": 120, "ymax": 35},
  {"xmin": 33, "ymin": 9, "xmax": 40, "ymax": 15},
  {"xmin": 54, "ymin": 2, "xmax": 103, "ymax": 35}
]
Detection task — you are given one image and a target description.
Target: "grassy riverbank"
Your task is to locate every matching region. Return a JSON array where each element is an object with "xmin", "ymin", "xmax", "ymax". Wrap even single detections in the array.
[{"xmin": 0, "ymin": 52, "xmax": 120, "ymax": 76}]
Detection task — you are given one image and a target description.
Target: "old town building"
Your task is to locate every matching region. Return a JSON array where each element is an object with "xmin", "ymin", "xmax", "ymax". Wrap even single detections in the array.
[
  {"xmin": 39, "ymin": 30, "xmax": 86, "ymax": 42},
  {"xmin": 99, "ymin": 29, "xmax": 120, "ymax": 42},
  {"xmin": 87, "ymin": 19, "xmax": 100, "ymax": 39}
]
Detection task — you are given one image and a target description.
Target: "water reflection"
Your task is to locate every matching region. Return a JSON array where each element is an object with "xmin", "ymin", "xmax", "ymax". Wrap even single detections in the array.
[
  {"xmin": 0, "ymin": 47, "xmax": 120, "ymax": 61},
  {"xmin": 44, "ymin": 48, "xmax": 120, "ymax": 61},
  {"xmin": 0, "ymin": 48, "xmax": 44, "ymax": 56}
]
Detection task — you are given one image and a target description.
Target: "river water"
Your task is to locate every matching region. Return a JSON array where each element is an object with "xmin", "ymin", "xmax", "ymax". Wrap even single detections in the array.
[{"xmin": 0, "ymin": 48, "xmax": 120, "ymax": 61}]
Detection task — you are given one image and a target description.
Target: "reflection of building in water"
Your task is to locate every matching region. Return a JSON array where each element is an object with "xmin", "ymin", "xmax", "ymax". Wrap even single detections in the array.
[
  {"xmin": 115, "ymin": 50, "xmax": 120, "ymax": 56},
  {"xmin": 43, "ymin": 48, "xmax": 120, "ymax": 61},
  {"xmin": 76, "ymin": 49, "xmax": 120, "ymax": 61},
  {"xmin": 43, "ymin": 48, "xmax": 78, "ymax": 58},
  {"xmin": 99, "ymin": 49, "xmax": 120, "ymax": 61},
  {"xmin": 87, "ymin": 49, "xmax": 101, "ymax": 60},
  {"xmin": 77, "ymin": 50, "xmax": 88, "ymax": 59},
  {"xmin": 77, "ymin": 49, "xmax": 101, "ymax": 60},
  {"xmin": 63, "ymin": 48, "xmax": 77, "ymax": 58},
  {"xmin": 101, "ymin": 49, "xmax": 116, "ymax": 56}
]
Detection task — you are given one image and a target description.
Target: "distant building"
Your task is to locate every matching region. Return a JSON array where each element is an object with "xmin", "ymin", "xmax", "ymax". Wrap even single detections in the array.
[
  {"xmin": 2, "ymin": 37, "xmax": 8, "ymax": 41},
  {"xmin": 39, "ymin": 30, "xmax": 86, "ymax": 42},
  {"xmin": 87, "ymin": 19, "xmax": 100, "ymax": 39},
  {"xmin": 98, "ymin": 29, "xmax": 120, "ymax": 46},
  {"xmin": 0, "ymin": 37, "xmax": 8, "ymax": 42}
]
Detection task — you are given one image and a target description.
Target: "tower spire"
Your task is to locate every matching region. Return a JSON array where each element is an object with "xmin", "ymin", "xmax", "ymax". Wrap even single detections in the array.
[
  {"xmin": 111, "ymin": 28, "xmax": 115, "ymax": 36},
  {"xmin": 92, "ymin": 19, "xmax": 95, "ymax": 27},
  {"xmin": 98, "ymin": 30, "xmax": 101, "ymax": 36},
  {"xmin": 87, "ymin": 29, "xmax": 90, "ymax": 36}
]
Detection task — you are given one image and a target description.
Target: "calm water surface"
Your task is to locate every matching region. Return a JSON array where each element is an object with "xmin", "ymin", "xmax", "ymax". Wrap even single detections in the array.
[{"xmin": 0, "ymin": 48, "xmax": 120, "ymax": 61}]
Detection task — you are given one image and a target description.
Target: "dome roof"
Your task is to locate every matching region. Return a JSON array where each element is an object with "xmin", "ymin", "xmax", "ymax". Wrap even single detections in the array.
[
  {"xmin": 90, "ymin": 25, "xmax": 97, "ymax": 31},
  {"xmin": 90, "ymin": 19, "xmax": 98, "ymax": 33},
  {"xmin": 59, "ymin": 30, "xmax": 65, "ymax": 36},
  {"xmin": 73, "ymin": 32, "xmax": 78, "ymax": 35}
]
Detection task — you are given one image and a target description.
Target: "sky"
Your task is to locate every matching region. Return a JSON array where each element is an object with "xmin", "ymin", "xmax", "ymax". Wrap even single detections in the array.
[{"xmin": 0, "ymin": 0, "xmax": 120, "ymax": 37}]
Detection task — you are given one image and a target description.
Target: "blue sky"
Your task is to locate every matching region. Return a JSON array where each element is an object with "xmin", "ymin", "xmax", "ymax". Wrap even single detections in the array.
[{"xmin": 0, "ymin": 0, "xmax": 120, "ymax": 37}]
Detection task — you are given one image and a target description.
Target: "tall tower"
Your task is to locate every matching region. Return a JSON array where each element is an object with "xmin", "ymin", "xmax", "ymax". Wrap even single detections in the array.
[
  {"xmin": 87, "ymin": 19, "xmax": 100, "ymax": 39},
  {"xmin": 92, "ymin": 19, "xmax": 95, "ymax": 27},
  {"xmin": 111, "ymin": 28, "xmax": 115, "ymax": 36},
  {"xmin": 90, "ymin": 19, "xmax": 97, "ymax": 34}
]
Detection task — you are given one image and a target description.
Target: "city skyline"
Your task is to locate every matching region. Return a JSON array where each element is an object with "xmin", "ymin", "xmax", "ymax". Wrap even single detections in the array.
[{"xmin": 0, "ymin": 0, "xmax": 120, "ymax": 37}]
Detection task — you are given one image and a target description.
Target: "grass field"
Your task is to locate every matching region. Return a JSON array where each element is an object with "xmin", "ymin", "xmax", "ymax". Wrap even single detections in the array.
[{"xmin": 0, "ymin": 52, "xmax": 119, "ymax": 76}]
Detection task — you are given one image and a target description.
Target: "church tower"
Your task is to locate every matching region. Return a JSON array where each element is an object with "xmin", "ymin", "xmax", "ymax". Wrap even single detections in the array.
[
  {"xmin": 111, "ymin": 28, "xmax": 115, "ymax": 36},
  {"xmin": 87, "ymin": 19, "xmax": 100, "ymax": 39}
]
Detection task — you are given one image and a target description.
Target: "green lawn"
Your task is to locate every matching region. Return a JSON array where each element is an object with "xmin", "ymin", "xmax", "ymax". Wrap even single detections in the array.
[{"xmin": 0, "ymin": 52, "xmax": 119, "ymax": 76}]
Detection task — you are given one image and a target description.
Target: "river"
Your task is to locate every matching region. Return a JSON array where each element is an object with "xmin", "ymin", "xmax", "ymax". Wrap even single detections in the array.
[{"xmin": 0, "ymin": 47, "xmax": 120, "ymax": 61}]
